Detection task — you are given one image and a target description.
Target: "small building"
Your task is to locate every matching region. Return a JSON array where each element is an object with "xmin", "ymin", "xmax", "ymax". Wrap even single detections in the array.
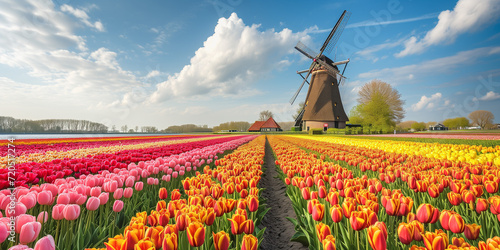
[
  {"xmin": 248, "ymin": 117, "xmax": 282, "ymax": 132},
  {"xmin": 429, "ymin": 123, "xmax": 448, "ymax": 131}
]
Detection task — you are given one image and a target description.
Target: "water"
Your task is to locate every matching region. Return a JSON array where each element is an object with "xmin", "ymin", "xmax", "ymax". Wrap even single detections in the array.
[{"xmin": 0, "ymin": 133, "xmax": 177, "ymax": 140}]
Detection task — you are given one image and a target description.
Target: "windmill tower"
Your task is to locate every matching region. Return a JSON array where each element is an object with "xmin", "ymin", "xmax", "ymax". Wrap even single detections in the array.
[{"xmin": 291, "ymin": 10, "xmax": 351, "ymax": 131}]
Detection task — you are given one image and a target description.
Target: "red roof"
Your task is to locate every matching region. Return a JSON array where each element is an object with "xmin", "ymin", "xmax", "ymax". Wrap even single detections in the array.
[
  {"xmin": 248, "ymin": 121, "xmax": 265, "ymax": 131},
  {"xmin": 262, "ymin": 117, "xmax": 281, "ymax": 129},
  {"xmin": 248, "ymin": 117, "xmax": 281, "ymax": 131}
]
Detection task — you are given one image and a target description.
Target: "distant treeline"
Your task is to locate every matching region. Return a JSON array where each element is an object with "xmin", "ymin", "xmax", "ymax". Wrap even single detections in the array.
[
  {"xmin": 212, "ymin": 121, "xmax": 251, "ymax": 132},
  {"xmin": 0, "ymin": 116, "xmax": 108, "ymax": 133},
  {"xmin": 163, "ymin": 124, "xmax": 212, "ymax": 133}
]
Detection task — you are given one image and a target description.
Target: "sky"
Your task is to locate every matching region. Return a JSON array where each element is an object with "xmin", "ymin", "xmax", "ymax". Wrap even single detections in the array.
[{"xmin": 1, "ymin": 0, "xmax": 500, "ymax": 129}]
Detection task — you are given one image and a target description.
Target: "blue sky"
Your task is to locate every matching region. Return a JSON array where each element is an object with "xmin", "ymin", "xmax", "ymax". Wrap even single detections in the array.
[{"xmin": 1, "ymin": 0, "xmax": 499, "ymax": 129}]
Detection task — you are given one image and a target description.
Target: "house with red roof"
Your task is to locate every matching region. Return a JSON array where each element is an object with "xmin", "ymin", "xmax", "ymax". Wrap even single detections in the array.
[{"xmin": 248, "ymin": 117, "xmax": 282, "ymax": 132}]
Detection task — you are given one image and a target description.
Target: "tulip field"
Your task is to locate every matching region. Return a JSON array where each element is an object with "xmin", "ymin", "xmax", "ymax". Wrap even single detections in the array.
[{"xmin": 1, "ymin": 133, "xmax": 500, "ymax": 250}]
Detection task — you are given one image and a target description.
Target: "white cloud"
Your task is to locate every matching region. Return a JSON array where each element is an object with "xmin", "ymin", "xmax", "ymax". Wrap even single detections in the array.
[
  {"xmin": 396, "ymin": 0, "xmax": 500, "ymax": 57},
  {"xmin": 355, "ymin": 37, "xmax": 407, "ymax": 61},
  {"xmin": 61, "ymin": 4, "xmax": 105, "ymax": 32},
  {"xmin": 149, "ymin": 13, "xmax": 309, "ymax": 102},
  {"xmin": 412, "ymin": 93, "xmax": 442, "ymax": 111},
  {"xmin": 359, "ymin": 46, "xmax": 500, "ymax": 84},
  {"xmin": 348, "ymin": 13, "xmax": 439, "ymax": 28},
  {"xmin": 473, "ymin": 91, "xmax": 500, "ymax": 101}
]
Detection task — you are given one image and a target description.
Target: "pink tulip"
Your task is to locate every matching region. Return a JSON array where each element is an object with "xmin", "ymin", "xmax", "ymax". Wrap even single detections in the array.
[
  {"xmin": 16, "ymin": 188, "xmax": 29, "ymax": 199},
  {"xmin": 167, "ymin": 168, "xmax": 173, "ymax": 175},
  {"xmin": 76, "ymin": 195, "xmax": 87, "ymax": 205},
  {"xmin": 86, "ymin": 197, "xmax": 100, "ymax": 211},
  {"xmin": 172, "ymin": 172, "xmax": 178, "ymax": 179},
  {"xmin": 98, "ymin": 192, "xmax": 109, "ymax": 205},
  {"xmin": 185, "ymin": 162, "xmax": 191, "ymax": 168},
  {"xmin": 175, "ymin": 165, "xmax": 180, "ymax": 171},
  {"xmin": 108, "ymin": 181, "xmax": 118, "ymax": 192},
  {"xmin": 8, "ymin": 245, "xmax": 32, "ymax": 250},
  {"xmin": 125, "ymin": 176, "xmax": 135, "ymax": 187},
  {"xmin": 42, "ymin": 184, "xmax": 58, "ymax": 197},
  {"xmin": 6, "ymin": 203, "xmax": 27, "ymax": 217},
  {"xmin": 0, "ymin": 195, "xmax": 11, "ymax": 210},
  {"xmin": 34, "ymin": 235, "xmax": 55, "ymax": 250},
  {"xmin": 147, "ymin": 178, "xmax": 154, "ymax": 185},
  {"xmin": 166, "ymin": 175, "xmax": 171, "ymax": 182},
  {"xmin": 51, "ymin": 204, "xmax": 65, "ymax": 220},
  {"xmin": 0, "ymin": 222, "xmax": 8, "ymax": 243},
  {"xmin": 15, "ymin": 214, "xmax": 35, "ymax": 233},
  {"xmin": 113, "ymin": 188, "xmax": 123, "ymax": 199},
  {"xmin": 134, "ymin": 182, "xmax": 143, "ymax": 191},
  {"xmin": 187, "ymin": 167, "xmax": 192, "ymax": 172},
  {"xmin": 37, "ymin": 212, "xmax": 48, "ymax": 223},
  {"xmin": 123, "ymin": 188, "xmax": 133, "ymax": 198},
  {"xmin": 130, "ymin": 169, "xmax": 139, "ymax": 177},
  {"xmin": 56, "ymin": 193, "xmax": 70, "ymax": 205},
  {"xmin": 63, "ymin": 205, "xmax": 80, "ymax": 221},
  {"xmin": 19, "ymin": 193, "xmax": 37, "ymax": 210},
  {"xmin": 37, "ymin": 191, "xmax": 53, "ymax": 205},
  {"xmin": 179, "ymin": 170, "xmax": 185, "ymax": 176},
  {"xmin": 68, "ymin": 192, "xmax": 80, "ymax": 204},
  {"xmin": 90, "ymin": 187, "xmax": 101, "ymax": 197},
  {"xmin": 113, "ymin": 200, "xmax": 124, "ymax": 212},
  {"xmin": 19, "ymin": 221, "xmax": 41, "ymax": 244}
]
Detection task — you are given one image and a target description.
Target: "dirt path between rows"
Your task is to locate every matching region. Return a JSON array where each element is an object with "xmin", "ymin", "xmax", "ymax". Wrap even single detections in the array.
[{"xmin": 259, "ymin": 138, "xmax": 308, "ymax": 250}]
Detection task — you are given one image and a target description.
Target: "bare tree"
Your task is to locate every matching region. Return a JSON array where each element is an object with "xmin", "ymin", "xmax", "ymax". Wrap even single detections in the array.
[
  {"xmin": 397, "ymin": 121, "xmax": 417, "ymax": 130},
  {"xmin": 469, "ymin": 110, "xmax": 494, "ymax": 129},
  {"xmin": 358, "ymin": 80, "xmax": 405, "ymax": 123},
  {"xmin": 259, "ymin": 110, "xmax": 274, "ymax": 121}
]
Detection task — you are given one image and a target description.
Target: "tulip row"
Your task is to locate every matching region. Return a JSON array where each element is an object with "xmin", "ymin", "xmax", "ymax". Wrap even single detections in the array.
[
  {"xmin": 1, "ymin": 135, "xmax": 258, "ymax": 250},
  {"xmin": 0, "ymin": 135, "xmax": 233, "ymax": 168},
  {"xmin": 268, "ymin": 135, "xmax": 500, "ymax": 250},
  {"xmin": 292, "ymin": 135, "xmax": 500, "ymax": 166},
  {"xmin": 0, "ymin": 135, "xmax": 248, "ymax": 188},
  {"xmin": 91, "ymin": 135, "xmax": 267, "ymax": 250}
]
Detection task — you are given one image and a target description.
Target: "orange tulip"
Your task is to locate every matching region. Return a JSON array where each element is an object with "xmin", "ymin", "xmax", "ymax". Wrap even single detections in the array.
[
  {"xmin": 225, "ymin": 199, "xmax": 237, "ymax": 213},
  {"xmin": 447, "ymin": 192, "xmax": 462, "ymax": 206},
  {"xmin": 350, "ymin": 211, "xmax": 368, "ymax": 231},
  {"xmin": 384, "ymin": 197, "xmax": 400, "ymax": 216},
  {"xmin": 242, "ymin": 219, "xmax": 255, "ymax": 234},
  {"xmin": 451, "ymin": 237, "xmax": 469, "ymax": 247},
  {"xmin": 124, "ymin": 224, "xmax": 145, "ymax": 250},
  {"xmin": 104, "ymin": 235, "xmax": 128, "ymax": 250},
  {"xmin": 175, "ymin": 212, "xmax": 190, "ymax": 231},
  {"xmin": 170, "ymin": 189, "xmax": 181, "ymax": 200},
  {"xmin": 407, "ymin": 212, "xmax": 416, "ymax": 223},
  {"xmin": 327, "ymin": 191, "xmax": 340, "ymax": 206},
  {"xmin": 203, "ymin": 208, "xmax": 215, "ymax": 226},
  {"xmin": 485, "ymin": 180, "xmax": 499, "ymax": 194},
  {"xmin": 312, "ymin": 203, "xmax": 325, "ymax": 222},
  {"xmin": 163, "ymin": 224, "xmax": 178, "ymax": 236},
  {"xmin": 367, "ymin": 223, "xmax": 387, "ymax": 250},
  {"xmin": 410, "ymin": 220, "xmax": 424, "ymax": 242},
  {"xmin": 464, "ymin": 223, "xmax": 481, "ymax": 240},
  {"xmin": 134, "ymin": 238, "xmax": 155, "ymax": 250},
  {"xmin": 186, "ymin": 221, "xmax": 205, "ymax": 247},
  {"xmin": 307, "ymin": 199, "xmax": 320, "ymax": 214},
  {"xmin": 241, "ymin": 234, "xmax": 258, "ymax": 250},
  {"xmin": 330, "ymin": 204, "xmax": 343, "ymax": 223},
  {"xmin": 428, "ymin": 184, "xmax": 440, "ymax": 198},
  {"xmin": 213, "ymin": 231, "xmax": 230, "ymax": 250},
  {"xmin": 301, "ymin": 187, "xmax": 311, "ymax": 200},
  {"xmin": 476, "ymin": 198, "xmax": 489, "ymax": 214},
  {"xmin": 322, "ymin": 235, "xmax": 336, "ymax": 250},
  {"xmin": 228, "ymin": 213, "xmax": 246, "ymax": 235},
  {"xmin": 247, "ymin": 195, "xmax": 259, "ymax": 212},
  {"xmin": 439, "ymin": 210, "xmax": 453, "ymax": 231},
  {"xmin": 449, "ymin": 213, "xmax": 465, "ymax": 234},
  {"xmin": 398, "ymin": 222, "xmax": 414, "ymax": 245},
  {"xmin": 159, "ymin": 188, "xmax": 168, "ymax": 200},
  {"xmin": 145, "ymin": 226, "xmax": 163, "ymax": 249},
  {"xmin": 237, "ymin": 199, "xmax": 247, "ymax": 210},
  {"xmin": 214, "ymin": 199, "xmax": 226, "ymax": 217},
  {"xmin": 316, "ymin": 222, "xmax": 332, "ymax": 242},
  {"xmin": 162, "ymin": 233, "xmax": 178, "ymax": 250},
  {"xmin": 423, "ymin": 231, "xmax": 447, "ymax": 250},
  {"xmin": 342, "ymin": 200, "xmax": 355, "ymax": 218},
  {"xmin": 416, "ymin": 204, "xmax": 434, "ymax": 224}
]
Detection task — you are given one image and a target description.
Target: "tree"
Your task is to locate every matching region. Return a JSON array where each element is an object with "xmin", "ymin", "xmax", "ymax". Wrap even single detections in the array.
[
  {"xmin": 411, "ymin": 122, "xmax": 426, "ymax": 131},
  {"xmin": 348, "ymin": 105, "xmax": 364, "ymax": 125},
  {"xmin": 443, "ymin": 117, "xmax": 469, "ymax": 129},
  {"xmin": 397, "ymin": 121, "xmax": 417, "ymax": 130},
  {"xmin": 358, "ymin": 80, "xmax": 405, "ymax": 123},
  {"xmin": 469, "ymin": 110, "xmax": 494, "ymax": 129},
  {"xmin": 259, "ymin": 110, "xmax": 274, "ymax": 121},
  {"xmin": 213, "ymin": 121, "xmax": 250, "ymax": 132},
  {"xmin": 121, "ymin": 125, "xmax": 128, "ymax": 133},
  {"xmin": 292, "ymin": 102, "xmax": 305, "ymax": 120}
]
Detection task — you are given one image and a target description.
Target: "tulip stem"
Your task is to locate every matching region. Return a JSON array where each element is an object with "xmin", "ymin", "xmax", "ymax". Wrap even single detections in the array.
[{"xmin": 356, "ymin": 230, "xmax": 360, "ymax": 250}]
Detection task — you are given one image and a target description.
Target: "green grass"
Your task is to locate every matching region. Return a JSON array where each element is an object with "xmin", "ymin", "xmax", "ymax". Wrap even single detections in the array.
[{"xmin": 319, "ymin": 134, "xmax": 500, "ymax": 147}]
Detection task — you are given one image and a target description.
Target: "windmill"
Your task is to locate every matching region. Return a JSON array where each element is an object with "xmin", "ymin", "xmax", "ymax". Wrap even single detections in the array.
[{"xmin": 291, "ymin": 10, "xmax": 351, "ymax": 131}]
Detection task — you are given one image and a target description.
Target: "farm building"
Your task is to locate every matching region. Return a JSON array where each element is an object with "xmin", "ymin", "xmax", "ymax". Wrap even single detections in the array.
[
  {"xmin": 429, "ymin": 123, "xmax": 448, "ymax": 131},
  {"xmin": 248, "ymin": 117, "xmax": 282, "ymax": 132}
]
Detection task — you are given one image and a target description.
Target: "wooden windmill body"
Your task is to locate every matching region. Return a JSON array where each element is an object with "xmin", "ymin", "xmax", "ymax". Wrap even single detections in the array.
[{"xmin": 291, "ymin": 11, "xmax": 351, "ymax": 131}]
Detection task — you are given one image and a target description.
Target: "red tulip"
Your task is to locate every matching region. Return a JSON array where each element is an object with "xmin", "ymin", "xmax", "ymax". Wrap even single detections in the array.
[
  {"xmin": 464, "ymin": 223, "xmax": 481, "ymax": 240},
  {"xmin": 159, "ymin": 188, "xmax": 168, "ymax": 200},
  {"xmin": 410, "ymin": 220, "xmax": 424, "ymax": 242},
  {"xmin": 227, "ymin": 213, "xmax": 245, "ymax": 235},
  {"xmin": 476, "ymin": 198, "xmax": 488, "ymax": 214},
  {"xmin": 439, "ymin": 210, "xmax": 453, "ymax": 231},
  {"xmin": 416, "ymin": 204, "xmax": 434, "ymax": 223},
  {"xmin": 241, "ymin": 234, "xmax": 258, "ymax": 250},
  {"xmin": 349, "ymin": 211, "xmax": 368, "ymax": 231},
  {"xmin": 186, "ymin": 221, "xmax": 205, "ymax": 247},
  {"xmin": 247, "ymin": 195, "xmax": 259, "ymax": 212},
  {"xmin": 448, "ymin": 213, "xmax": 465, "ymax": 234},
  {"xmin": 312, "ymin": 203, "xmax": 325, "ymax": 222},
  {"xmin": 316, "ymin": 222, "xmax": 331, "ymax": 242},
  {"xmin": 213, "ymin": 231, "xmax": 230, "ymax": 250},
  {"xmin": 398, "ymin": 222, "xmax": 414, "ymax": 245},
  {"xmin": 447, "ymin": 192, "xmax": 462, "ymax": 206},
  {"xmin": 322, "ymin": 235, "xmax": 336, "ymax": 250},
  {"xmin": 485, "ymin": 180, "xmax": 499, "ymax": 194},
  {"xmin": 242, "ymin": 219, "xmax": 255, "ymax": 234},
  {"xmin": 367, "ymin": 223, "xmax": 387, "ymax": 250},
  {"xmin": 330, "ymin": 204, "xmax": 343, "ymax": 223},
  {"xmin": 162, "ymin": 233, "xmax": 178, "ymax": 250}
]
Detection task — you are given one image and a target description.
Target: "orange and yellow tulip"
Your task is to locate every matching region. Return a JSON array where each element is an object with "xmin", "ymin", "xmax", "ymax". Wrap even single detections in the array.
[
  {"xmin": 330, "ymin": 205, "xmax": 343, "ymax": 223},
  {"xmin": 398, "ymin": 222, "xmax": 414, "ymax": 245},
  {"xmin": 228, "ymin": 213, "xmax": 246, "ymax": 235},
  {"xmin": 241, "ymin": 234, "xmax": 258, "ymax": 250},
  {"xmin": 213, "ymin": 231, "xmax": 230, "ymax": 250},
  {"xmin": 322, "ymin": 235, "xmax": 336, "ymax": 250},
  {"xmin": 367, "ymin": 223, "xmax": 387, "ymax": 250},
  {"xmin": 134, "ymin": 238, "xmax": 155, "ymax": 250},
  {"xmin": 312, "ymin": 203, "xmax": 325, "ymax": 222},
  {"xmin": 464, "ymin": 223, "xmax": 481, "ymax": 240},
  {"xmin": 449, "ymin": 213, "xmax": 465, "ymax": 234},
  {"xmin": 104, "ymin": 235, "xmax": 127, "ymax": 250},
  {"xmin": 186, "ymin": 221, "xmax": 205, "ymax": 247},
  {"xmin": 316, "ymin": 222, "xmax": 332, "ymax": 242},
  {"xmin": 162, "ymin": 233, "xmax": 178, "ymax": 250}
]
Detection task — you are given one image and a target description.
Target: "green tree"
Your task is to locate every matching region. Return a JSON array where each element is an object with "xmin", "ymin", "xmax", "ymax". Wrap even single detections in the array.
[
  {"xmin": 358, "ymin": 80, "xmax": 405, "ymax": 123},
  {"xmin": 411, "ymin": 122, "xmax": 426, "ymax": 131},
  {"xmin": 348, "ymin": 105, "xmax": 364, "ymax": 125},
  {"xmin": 359, "ymin": 91, "xmax": 395, "ymax": 132},
  {"xmin": 443, "ymin": 117, "xmax": 469, "ymax": 129}
]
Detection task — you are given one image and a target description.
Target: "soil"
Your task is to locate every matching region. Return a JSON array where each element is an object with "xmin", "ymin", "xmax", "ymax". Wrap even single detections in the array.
[{"xmin": 259, "ymin": 138, "xmax": 308, "ymax": 250}]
